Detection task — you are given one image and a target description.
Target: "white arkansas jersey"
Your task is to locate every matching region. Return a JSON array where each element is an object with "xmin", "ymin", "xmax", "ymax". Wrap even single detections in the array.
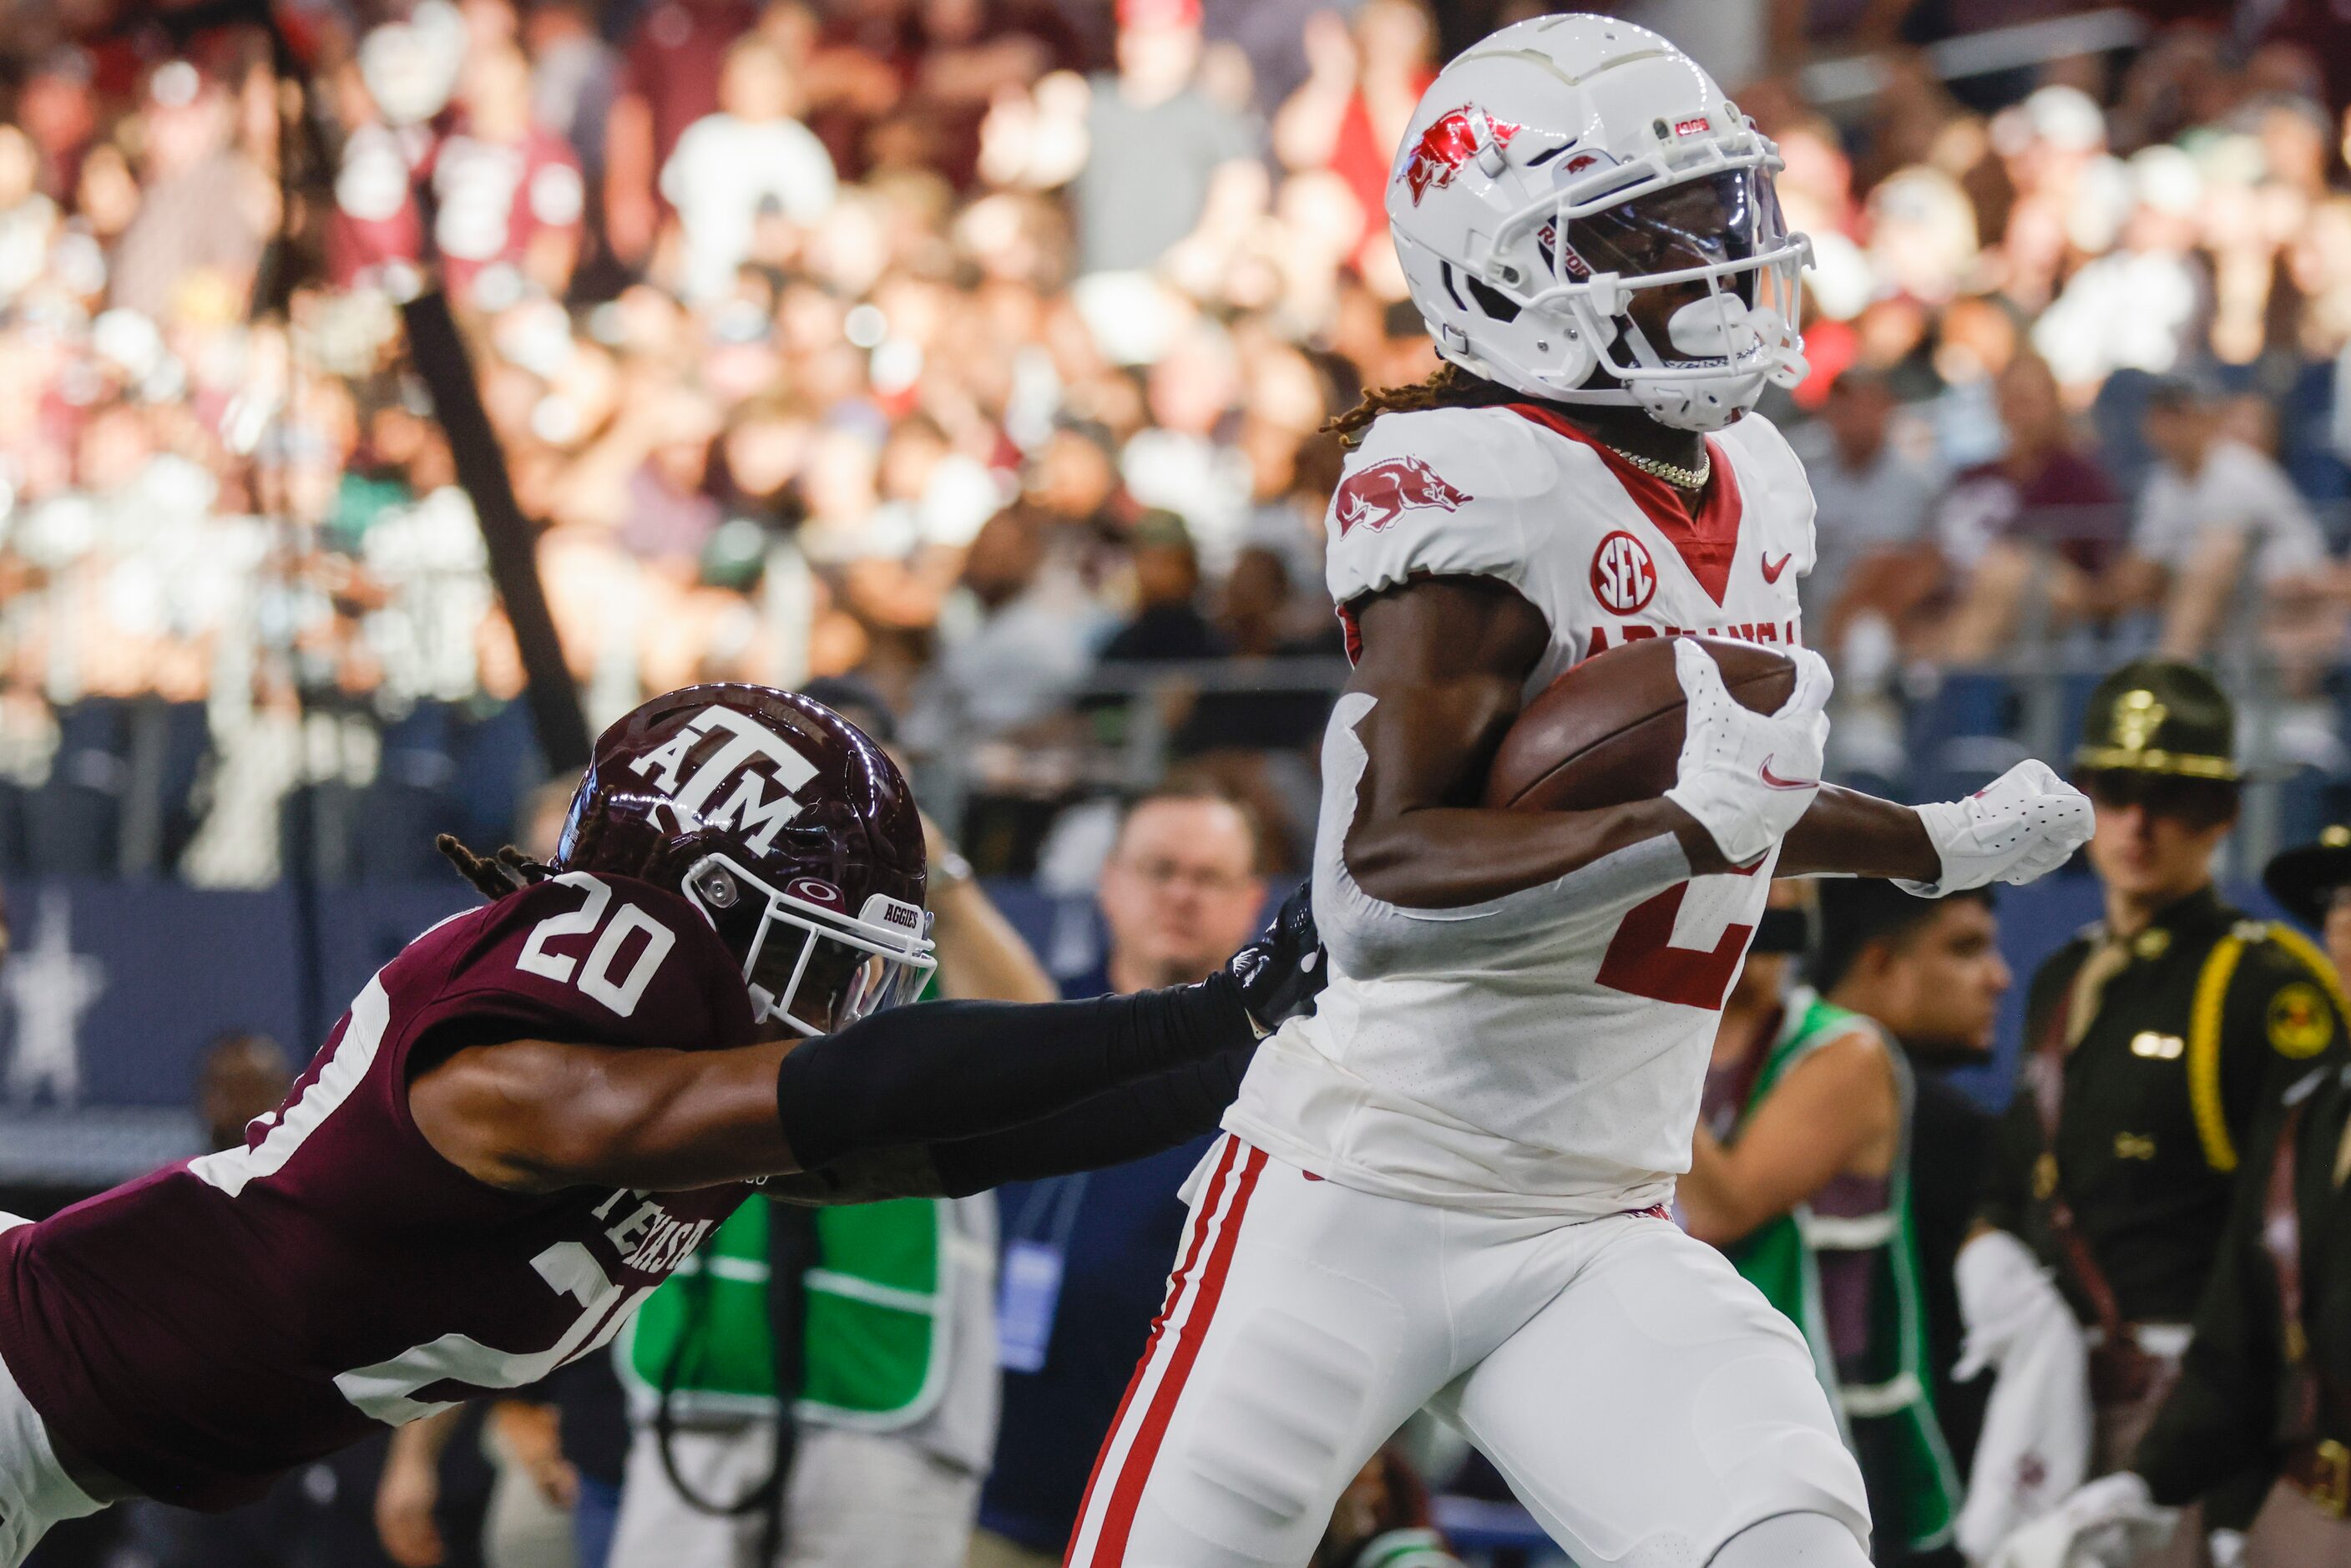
[{"xmin": 1223, "ymin": 400, "xmax": 1816, "ymax": 1217}]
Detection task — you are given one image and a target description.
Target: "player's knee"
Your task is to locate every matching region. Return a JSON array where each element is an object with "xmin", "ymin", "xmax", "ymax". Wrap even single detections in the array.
[
  {"xmin": 1686, "ymin": 1342, "xmax": 1872, "ymax": 1562},
  {"xmin": 1706, "ymin": 1511, "xmax": 1872, "ymax": 1566}
]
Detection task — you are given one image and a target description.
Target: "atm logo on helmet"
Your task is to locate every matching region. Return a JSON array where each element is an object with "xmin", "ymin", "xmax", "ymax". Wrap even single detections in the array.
[{"xmin": 629, "ymin": 706, "xmax": 819, "ymax": 855}]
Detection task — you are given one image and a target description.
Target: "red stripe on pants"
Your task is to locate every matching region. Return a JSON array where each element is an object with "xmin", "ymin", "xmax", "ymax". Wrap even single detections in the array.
[
  {"xmin": 1084, "ymin": 1144, "xmax": 1269, "ymax": 1566},
  {"xmin": 1064, "ymin": 1137, "xmax": 1242, "ymax": 1564}
]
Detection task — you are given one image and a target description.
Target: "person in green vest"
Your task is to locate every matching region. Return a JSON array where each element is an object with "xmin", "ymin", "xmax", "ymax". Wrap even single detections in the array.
[
  {"xmin": 1811, "ymin": 879, "xmax": 2014, "ymax": 1499},
  {"xmin": 1679, "ymin": 883, "xmax": 1964, "ymax": 1561},
  {"xmin": 607, "ymin": 681, "xmax": 1061, "ymax": 1568}
]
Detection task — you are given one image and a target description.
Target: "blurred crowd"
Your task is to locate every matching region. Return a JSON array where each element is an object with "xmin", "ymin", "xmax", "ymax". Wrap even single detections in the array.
[{"xmin": 5, "ymin": 0, "xmax": 2351, "ymax": 882}]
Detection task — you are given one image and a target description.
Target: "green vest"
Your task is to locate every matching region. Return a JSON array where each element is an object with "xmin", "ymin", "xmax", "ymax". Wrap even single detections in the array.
[
  {"xmin": 1723, "ymin": 989, "xmax": 1962, "ymax": 1553},
  {"xmin": 618, "ymin": 1194, "xmax": 954, "ymax": 1430}
]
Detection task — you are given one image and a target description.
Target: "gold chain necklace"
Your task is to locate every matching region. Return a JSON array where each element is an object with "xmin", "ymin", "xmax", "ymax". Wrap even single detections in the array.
[{"xmin": 1605, "ymin": 443, "xmax": 1711, "ymax": 491}]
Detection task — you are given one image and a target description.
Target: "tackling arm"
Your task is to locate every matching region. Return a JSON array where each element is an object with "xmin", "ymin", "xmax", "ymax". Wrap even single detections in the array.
[
  {"xmin": 411, "ymin": 884, "xmax": 1326, "ymax": 1195},
  {"xmin": 764, "ymin": 1046, "xmax": 1257, "ymax": 1205},
  {"xmin": 409, "ymin": 979, "xmax": 1261, "ymax": 1194}
]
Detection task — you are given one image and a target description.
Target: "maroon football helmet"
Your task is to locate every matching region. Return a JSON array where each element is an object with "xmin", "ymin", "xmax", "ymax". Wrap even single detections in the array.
[{"xmin": 553, "ymin": 684, "xmax": 933, "ymax": 1034}]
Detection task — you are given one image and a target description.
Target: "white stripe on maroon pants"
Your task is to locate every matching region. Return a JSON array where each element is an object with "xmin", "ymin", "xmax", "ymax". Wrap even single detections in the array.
[{"xmin": 1065, "ymin": 1137, "xmax": 1268, "ymax": 1567}]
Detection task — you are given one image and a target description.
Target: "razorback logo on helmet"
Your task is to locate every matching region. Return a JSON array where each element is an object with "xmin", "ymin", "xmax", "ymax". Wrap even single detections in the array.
[
  {"xmin": 627, "ymin": 706, "xmax": 819, "ymax": 855},
  {"xmin": 1335, "ymin": 457, "xmax": 1471, "ymax": 536},
  {"xmin": 1399, "ymin": 106, "xmax": 1521, "ymax": 205},
  {"xmin": 1590, "ymin": 529, "xmax": 1658, "ymax": 615}
]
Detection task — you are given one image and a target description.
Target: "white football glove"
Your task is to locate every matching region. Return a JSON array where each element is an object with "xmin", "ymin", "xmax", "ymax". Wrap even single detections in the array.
[
  {"xmin": 1663, "ymin": 639, "xmax": 1832, "ymax": 867},
  {"xmin": 1899, "ymin": 759, "xmax": 2094, "ymax": 897},
  {"xmin": 1985, "ymin": 1473, "xmax": 2177, "ymax": 1568}
]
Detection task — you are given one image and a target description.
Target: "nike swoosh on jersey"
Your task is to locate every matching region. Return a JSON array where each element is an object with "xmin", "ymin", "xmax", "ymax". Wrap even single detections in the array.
[
  {"xmin": 1758, "ymin": 756, "xmax": 1818, "ymax": 790},
  {"xmin": 1761, "ymin": 552, "xmax": 1793, "ymax": 584}
]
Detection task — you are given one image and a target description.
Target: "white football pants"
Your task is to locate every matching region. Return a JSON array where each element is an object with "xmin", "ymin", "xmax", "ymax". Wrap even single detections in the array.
[{"xmin": 1067, "ymin": 1137, "xmax": 1870, "ymax": 1568}]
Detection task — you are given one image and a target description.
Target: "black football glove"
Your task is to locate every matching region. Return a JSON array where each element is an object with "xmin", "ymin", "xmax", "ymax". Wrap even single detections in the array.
[{"xmin": 1221, "ymin": 880, "xmax": 1327, "ymax": 1036}]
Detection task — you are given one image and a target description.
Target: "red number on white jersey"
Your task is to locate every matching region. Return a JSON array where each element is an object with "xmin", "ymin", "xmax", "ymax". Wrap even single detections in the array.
[{"xmin": 1593, "ymin": 881, "xmax": 1755, "ymax": 1010}]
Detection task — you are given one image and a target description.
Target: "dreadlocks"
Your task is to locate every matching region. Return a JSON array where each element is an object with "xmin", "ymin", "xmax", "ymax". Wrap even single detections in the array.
[
  {"xmin": 436, "ymin": 834, "xmax": 554, "ymax": 902},
  {"xmin": 1323, "ymin": 360, "xmax": 1526, "ymax": 448}
]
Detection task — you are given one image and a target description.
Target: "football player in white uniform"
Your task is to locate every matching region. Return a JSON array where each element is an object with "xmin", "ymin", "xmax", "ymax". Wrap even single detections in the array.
[{"xmin": 1066, "ymin": 18, "xmax": 2096, "ymax": 1568}]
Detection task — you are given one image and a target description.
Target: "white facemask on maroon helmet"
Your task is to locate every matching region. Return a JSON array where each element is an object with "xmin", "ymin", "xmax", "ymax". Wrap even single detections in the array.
[
  {"xmin": 554, "ymin": 685, "xmax": 936, "ymax": 1035},
  {"xmin": 1387, "ymin": 13, "xmax": 1811, "ymax": 432}
]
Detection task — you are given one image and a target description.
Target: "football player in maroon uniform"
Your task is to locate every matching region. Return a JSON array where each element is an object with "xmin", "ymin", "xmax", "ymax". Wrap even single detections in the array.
[{"xmin": 0, "ymin": 685, "xmax": 1322, "ymax": 1565}]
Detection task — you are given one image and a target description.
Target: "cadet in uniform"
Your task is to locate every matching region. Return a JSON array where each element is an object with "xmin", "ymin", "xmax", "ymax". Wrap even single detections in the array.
[
  {"xmin": 1986, "ymin": 822, "xmax": 2351, "ymax": 1567},
  {"xmin": 1964, "ymin": 661, "xmax": 2349, "ymax": 1565}
]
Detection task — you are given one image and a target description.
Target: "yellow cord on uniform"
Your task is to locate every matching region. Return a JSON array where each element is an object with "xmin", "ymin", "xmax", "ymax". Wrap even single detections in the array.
[{"xmin": 2187, "ymin": 935, "xmax": 2243, "ymax": 1173}]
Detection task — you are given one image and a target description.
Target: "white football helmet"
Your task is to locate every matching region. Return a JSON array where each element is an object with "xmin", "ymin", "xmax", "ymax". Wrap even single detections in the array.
[{"xmin": 1387, "ymin": 14, "xmax": 1811, "ymax": 432}]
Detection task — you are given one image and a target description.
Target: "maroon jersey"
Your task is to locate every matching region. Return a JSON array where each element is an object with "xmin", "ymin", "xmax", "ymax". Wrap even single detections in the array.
[{"xmin": 0, "ymin": 873, "xmax": 756, "ymax": 1510}]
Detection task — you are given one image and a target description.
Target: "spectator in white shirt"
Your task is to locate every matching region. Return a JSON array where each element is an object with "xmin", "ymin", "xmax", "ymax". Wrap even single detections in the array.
[
  {"xmin": 660, "ymin": 33, "xmax": 838, "ymax": 305},
  {"xmin": 1786, "ymin": 367, "xmax": 1943, "ymax": 640},
  {"xmin": 978, "ymin": 0, "xmax": 1263, "ymax": 363},
  {"xmin": 2110, "ymin": 378, "xmax": 2343, "ymax": 757},
  {"xmin": 2116, "ymin": 378, "xmax": 2327, "ymax": 646},
  {"xmin": 2030, "ymin": 145, "xmax": 2207, "ymax": 394}
]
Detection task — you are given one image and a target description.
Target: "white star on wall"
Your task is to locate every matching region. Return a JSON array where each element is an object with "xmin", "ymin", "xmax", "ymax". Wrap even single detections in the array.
[{"xmin": 2, "ymin": 888, "xmax": 105, "ymax": 1107}]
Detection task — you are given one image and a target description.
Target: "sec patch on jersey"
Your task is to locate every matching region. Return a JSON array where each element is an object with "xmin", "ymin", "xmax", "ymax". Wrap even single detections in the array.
[{"xmin": 1590, "ymin": 530, "xmax": 1658, "ymax": 615}]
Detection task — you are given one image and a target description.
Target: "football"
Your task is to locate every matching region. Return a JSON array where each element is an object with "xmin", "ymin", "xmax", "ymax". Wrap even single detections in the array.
[{"xmin": 1485, "ymin": 636, "xmax": 1798, "ymax": 812}]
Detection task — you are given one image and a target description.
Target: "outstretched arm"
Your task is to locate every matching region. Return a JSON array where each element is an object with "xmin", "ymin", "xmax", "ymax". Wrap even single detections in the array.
[
  {"xmin": 764, "ymin": 1045, "xmax": 1257, "ymax": 1205},
  {"xmin": 410, "ymin": 980, "xmax": 1256, "ymax": 1194},
  {"xmin": 1783, "ymin": 761, "xmax": 2094, "ymax": 893},
  {"xmin": 410, "ymin": 885, "xmax": 1327, "ymax": 1196},
  {"xmin": 1776, "ymin": 785, "xmax": 1940, "ymax": 880},
  {"xmin": 1347, "ymin": 577, "xmax": 2085, "ymax": 903}
]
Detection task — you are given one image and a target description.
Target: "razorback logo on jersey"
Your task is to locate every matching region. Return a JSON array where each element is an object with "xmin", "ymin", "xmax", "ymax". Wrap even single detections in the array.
[
  {"xmin": 1400, "ymin": 107, "xmax": 1521, "ymax": 205},
  {"xmin": 1335, "ymin": 457, "xmax": 1471, "ymax": 536},
  {"xmin": 1590, "ymin": 530, "xmax": 1657, "ymax": 614},
  {"xmin": 627, "ymin": 706, "xmax": 819, "ymax": 854}
]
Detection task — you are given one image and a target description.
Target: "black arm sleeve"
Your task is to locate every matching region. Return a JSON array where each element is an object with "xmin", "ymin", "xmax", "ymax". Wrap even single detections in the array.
[
  {"xmin": 927, "ymin": 1046, "xmax": 1251, "ymax": 1195},
  {"xmin": 774, "ymin": 974, "xmax": 1254, "ymax": 1172}
]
